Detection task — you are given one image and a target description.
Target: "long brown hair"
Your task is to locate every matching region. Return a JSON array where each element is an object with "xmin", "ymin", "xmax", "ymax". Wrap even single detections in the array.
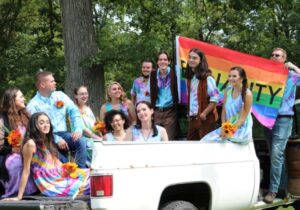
[
  {"xmin": 230, "ymin": 66, "xmax": 248, "ymax": 104},
  {"xmin": 134, "ymin": 101, "xmax": 158, "ymax": 137},
  {"xmin": 24, "ymin": 112, "xmax": 58, "ymax": 159},
  {"xmin": 186, "ymin": 48, "xmax": 210, "ymax": 80},
  {"xmin": 0, "ymin": 88, "xmax": 30, "ymax": 129}
]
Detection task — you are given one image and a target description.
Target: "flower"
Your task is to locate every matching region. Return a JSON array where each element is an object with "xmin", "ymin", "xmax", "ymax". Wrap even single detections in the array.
[
  {"xmin": 7, "ymin": 129, "xmax": 22, "ymax": 148},
  {"xmin": 221, "ymin": 122, "xmax": 237, "ymax": 138},
  {"xmin": 144, "ymin": 90, "xmax": 150, "ymax": 96},
  {"xmin": 61, "ymin": 162, "xmax": 85, "ymax": 179},
  {"xmin": 55, "ymin": 100, "xmax": 64, "ymax": 108},
  {"xmin": 92, "ymin": 121, "xmax": 106, "ymax": 134}
]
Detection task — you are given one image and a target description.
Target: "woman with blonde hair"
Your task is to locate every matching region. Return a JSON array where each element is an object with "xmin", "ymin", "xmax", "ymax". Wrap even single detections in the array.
[{"xmin": 100, "ymin": 82, "xmax": 136, "ymax": 124}]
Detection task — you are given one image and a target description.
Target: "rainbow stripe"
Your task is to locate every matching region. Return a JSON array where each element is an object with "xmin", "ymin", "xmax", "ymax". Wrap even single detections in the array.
[{"xmin": 176, "ymin": 36, "xmax": 288, "ymax": 129}]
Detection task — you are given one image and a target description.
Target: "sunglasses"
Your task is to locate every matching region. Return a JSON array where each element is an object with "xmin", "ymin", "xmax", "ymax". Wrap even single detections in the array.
[{"xmin": 271, "ymin": 53, "xmax": 281, "ymax": 58}]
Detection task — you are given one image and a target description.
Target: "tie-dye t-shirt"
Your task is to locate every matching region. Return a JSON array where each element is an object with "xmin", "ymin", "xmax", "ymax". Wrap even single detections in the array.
[
  {"xmin": 278, "ymin": 70, "xmax": 300, "ymax": 115},
  {"xmin": 131, "ymin": 77, "xmax": 150, "ymax": 104},
  {"xmin": 189, "ymin": 75, "xmax": 219, "ymax": 116}
]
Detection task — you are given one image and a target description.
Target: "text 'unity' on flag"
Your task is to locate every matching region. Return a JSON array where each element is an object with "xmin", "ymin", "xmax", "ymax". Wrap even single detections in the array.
[{"xmin": 176, "ymin": 36, "xmax": 288, "ymax": 129}]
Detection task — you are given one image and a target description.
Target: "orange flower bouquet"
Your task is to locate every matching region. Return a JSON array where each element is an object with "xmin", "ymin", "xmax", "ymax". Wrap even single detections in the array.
[
  {"xmin": 221, "ymin": 122, "xmax": 237, "ymax": 138},
  {"xmin": 6, "ymin": 129, "xmax": 22, "ymax": 148},
  {"xmin": 92, "ymin": 121, "xmax": 106, "ymax": 135},
  {"xmin": 61, "ymin": 162, "xmax": 85, "ymax": 179},
  {"xmin": 55, "ymin": 100, "xmax": 64, "ymax": 108}
]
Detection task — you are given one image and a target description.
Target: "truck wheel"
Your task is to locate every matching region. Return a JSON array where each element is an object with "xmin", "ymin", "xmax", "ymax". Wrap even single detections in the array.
[{"xmin": 161, "ymin": 200, "xmax": 198, "ymax": 210}]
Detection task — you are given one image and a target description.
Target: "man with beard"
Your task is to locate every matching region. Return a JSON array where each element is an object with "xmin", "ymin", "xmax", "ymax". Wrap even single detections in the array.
[{"xmin": 131, "ymin": 59, "xmax": 155, "ymax": 105}]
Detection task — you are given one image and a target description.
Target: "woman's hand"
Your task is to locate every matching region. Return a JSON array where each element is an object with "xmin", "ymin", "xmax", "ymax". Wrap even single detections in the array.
[
  {"xmin": 199, "ymin": 112, "xmax": 207, "ymax": 121},
  {"xmin": 220, "ymin": 129, "xmax": 226, "ymax": 138},
  {"xmin": 12, "ymin": 147, "xmax": 21, "ymax": 153},
  {"xmin": 2, "ymin": 197, "xmax": 20, "ymax": 201}
]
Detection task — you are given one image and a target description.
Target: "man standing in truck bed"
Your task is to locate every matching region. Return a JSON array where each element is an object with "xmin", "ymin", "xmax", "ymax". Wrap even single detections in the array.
[{"xmin": 264, "ymin": 48, "xmax": 300, "ymax": 203}]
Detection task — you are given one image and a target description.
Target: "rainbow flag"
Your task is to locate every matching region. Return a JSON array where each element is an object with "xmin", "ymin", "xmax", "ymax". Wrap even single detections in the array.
[{"xmin": 176, "ymin": 36, "xmax": 288, "ymax": 129}]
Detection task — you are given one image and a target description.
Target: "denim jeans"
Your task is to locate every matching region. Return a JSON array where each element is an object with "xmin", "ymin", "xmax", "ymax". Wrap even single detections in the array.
[
  {"xmin": 54, "ymin": 131, "xmax": 87, "ymax": 168},
  {"xmin": 265, "ymin": 117, "xmax": 293, "ymax": 193}
]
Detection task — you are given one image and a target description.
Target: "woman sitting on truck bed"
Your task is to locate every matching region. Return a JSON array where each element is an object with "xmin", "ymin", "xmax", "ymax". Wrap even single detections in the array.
[
  {"xmin": 0, "ymin": 88, "xmax": 37, "ymax": 198},
  {"xmin": 125, "ymin": 101, "xmax": 168, "ymax": 141},
  {"xmin": 5, "ymin": 112, "xmax": 90, "ymax": 201},
  {"xmin": 103, "ymin": 109, "xmax": 130, "ymax": 141},
  {"xmin": 201, "ymin": 66, "xmax": 253, "ymax": 144}
]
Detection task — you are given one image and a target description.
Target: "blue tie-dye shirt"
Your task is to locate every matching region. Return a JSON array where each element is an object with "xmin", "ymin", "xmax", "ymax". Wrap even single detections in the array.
[
  {"xmin": 189, "ymin": 75, "xmax": 219, "ymax": 116},
  {"xmin": 278, "ymin": 70, "xmax": 300, "ymax": 115},
  {"xmin": 27, "ymin": 91, "xmax": 84, "ymax": 143},
  {"xmin": 155, "ymin": 67, "xmax": 173, "ymax": 108}
]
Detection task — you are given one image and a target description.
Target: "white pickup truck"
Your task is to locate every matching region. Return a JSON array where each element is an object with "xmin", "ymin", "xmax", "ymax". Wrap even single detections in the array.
[
  {"xmin": 0, "ymin": 139, "xmax": 297, "ymax": 210},
  {"xmin": 90, "ymin": 140, "xmax": 262, "ymax": 210}
]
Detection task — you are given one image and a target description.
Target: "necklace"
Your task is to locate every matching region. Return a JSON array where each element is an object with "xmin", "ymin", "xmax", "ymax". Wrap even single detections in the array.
[{"xmin": 141, "ymin": 129, "xmax": 152, "ymax": 141}]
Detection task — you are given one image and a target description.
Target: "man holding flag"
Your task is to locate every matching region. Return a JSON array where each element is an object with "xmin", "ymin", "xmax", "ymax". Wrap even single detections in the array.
[{"xmin": 264, "ymin": 48, "xmax": 300, "ymax": 203}]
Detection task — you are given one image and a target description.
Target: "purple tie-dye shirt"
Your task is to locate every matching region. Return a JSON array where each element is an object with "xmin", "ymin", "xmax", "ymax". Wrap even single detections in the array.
[
  {"xmin": 131, "ymin": 77, "xmax": 151, "ymax": 104},
  {"xmin": 278, "ymin": 70, "xmax": 300, "ymax": 115}
]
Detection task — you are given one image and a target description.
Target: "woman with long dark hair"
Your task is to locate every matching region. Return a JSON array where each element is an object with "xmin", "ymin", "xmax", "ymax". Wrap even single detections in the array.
[
  {"xmin": 186, "ymin": 48, "xmax": 219, "ymax": 140},
  {"xmin": 5, "ymin": 112, "xmax": 90, "ymax": 201},
  {"xmin": 0, "ymin": 88, "xmax": 37, "ymax": 197},
  {"xmin": 201, "ymin": 66, "xmax": 253, "ymax": 144},
  {"xmin": 125, "ymin": 101, "xmax": 168, "ymax": 141}
]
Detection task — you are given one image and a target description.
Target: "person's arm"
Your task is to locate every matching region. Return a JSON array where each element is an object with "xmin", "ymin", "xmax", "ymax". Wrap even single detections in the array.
[
  {"xmin": 124, "ymin": 127, "xmax": 133, "ymax": 141},
  {"xmin": 99, "ymin": 104, "xmax": 106, "ymax": 121},
  {"xmin": 200, "ymin": 102, "xmax": 217, "ymax": 120},
  {"xmin": 63, "ymin": 92, "xmax": 83, "ymax": 141},
  {"xmin": 126, "ymin": 100, "xmax": 137, "ymax": 124},
  {"xmin": 130, "ymin": 81, "xmax": 137, "ymax": 106},
  {"xmin": 160, "ymin": 127, "xmax": 169, "ymax": 141},
  {"xmin": 200, "ymin": 76, "xmax": 219, "ymax": 120},
  {"xmin": 221, "ymin": 91, "xmax": 228, "ymax": 124},
  {"xmin": 83, "ymin": 128, "xmax": 102, "ymax": 140},
  {"xmin": 0, "ymin": 119, "xmax": 5, "ymax": 150},
  {"xmin": 131, "ymin": 95, "xmax": 136, "ymax": 107},
  {"xmin": 236, "ymin": 90, "xmax": 253, "ymax": 128},
  {"xmin": 285, "ymin": 62, "xmax": 300, "ymax": 74}
]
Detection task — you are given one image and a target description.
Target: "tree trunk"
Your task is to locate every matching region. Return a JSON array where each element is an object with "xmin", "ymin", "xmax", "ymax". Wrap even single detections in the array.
[{"xmin": 60, "ymin": 0, "xmax": 104, "ymax": 116}]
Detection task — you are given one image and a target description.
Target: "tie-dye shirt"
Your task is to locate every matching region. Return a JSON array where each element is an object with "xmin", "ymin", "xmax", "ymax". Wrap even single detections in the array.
[
  {"xmin": 131, "ymin": 77, "xmax": 151, "ymax": 104},
  {"xmin": 27, "ymin": 91, "xmax": 84, "ymax": 143},
  {"xmin": 278, "ymin": 70, "xmax": 300, "ymax": 115},
  {"xmin": 155, "ymin": 67, "xmax": 173, "ymax": 108},
  {"xmin": 189, "ymin": 75, "xmax": 219, "ymax": 116}
]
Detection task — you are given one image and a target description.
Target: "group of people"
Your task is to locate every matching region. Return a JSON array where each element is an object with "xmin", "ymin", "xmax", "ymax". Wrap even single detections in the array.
[{"xmin": 0, "ymin": 48, "xmax": 299, "ymax": 204}]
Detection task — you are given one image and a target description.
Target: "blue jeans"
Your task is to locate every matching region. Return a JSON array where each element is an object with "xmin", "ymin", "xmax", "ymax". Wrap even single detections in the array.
[
  {"xmin": 265, "ymin": 117, "xmax": 293, "ymax": 193},
  {"xmin": 55, "ymin": 131, "xmax": 87, "ymax": 168}
]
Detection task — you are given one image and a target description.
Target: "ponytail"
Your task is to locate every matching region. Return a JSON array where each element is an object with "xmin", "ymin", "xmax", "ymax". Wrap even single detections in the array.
[{"xmin": 241, "ymin": 78, "xmax": 248, "ymax": 106}]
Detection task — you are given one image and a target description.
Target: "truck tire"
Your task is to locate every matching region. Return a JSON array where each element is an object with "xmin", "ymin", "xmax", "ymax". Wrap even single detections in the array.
[{"xmin": 161, "ymin": 200, "xmax": 198, "ymax": 210}]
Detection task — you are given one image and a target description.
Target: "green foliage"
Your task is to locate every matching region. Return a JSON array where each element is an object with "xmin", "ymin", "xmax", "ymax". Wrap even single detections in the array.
[{"xmin": 0, "ymin": 0, "xmax": 64, "ymax": 99}]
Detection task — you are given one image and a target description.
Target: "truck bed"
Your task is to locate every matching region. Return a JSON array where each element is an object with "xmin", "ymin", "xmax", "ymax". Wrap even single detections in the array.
[{"xmin": 0, "ymin": 195, "xmax": 90, "ymax": 210}]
